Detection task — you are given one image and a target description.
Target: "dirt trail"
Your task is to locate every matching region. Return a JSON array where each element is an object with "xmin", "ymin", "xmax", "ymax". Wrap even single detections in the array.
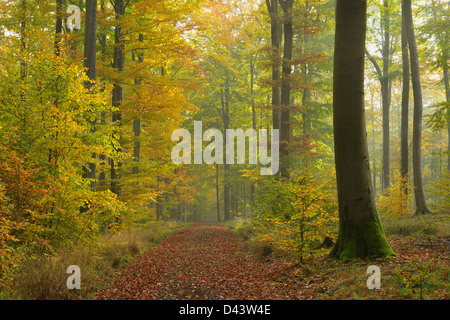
[{"xmin": 95, "ymin": 222, "xmax": 305, "ymax": 300}]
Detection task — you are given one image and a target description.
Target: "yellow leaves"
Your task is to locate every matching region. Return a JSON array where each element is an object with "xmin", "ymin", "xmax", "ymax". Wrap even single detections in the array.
[
  {"xmin": 395, "ymin": 256, "xmax": 436, "ymax": 299},
  {"xmin": 428, "ymin": 171, "xmax": 450, "ymax": 212},
  {"xmin": 252, "ymin": 166, "xmax": 338, "ymax": 262},
  {"xmin": 377, "ymin": 172, "xmax": 414, "ymax": 217},
  {"xmin": 239, "ymin": 168, "xmax": 260, "ymax": 183}
]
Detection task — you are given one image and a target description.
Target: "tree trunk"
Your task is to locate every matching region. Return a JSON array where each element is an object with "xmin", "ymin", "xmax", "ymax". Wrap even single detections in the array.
[
  {"xmin": 265, "ymin": 0, "xmax": 281, "ymax": 130},
  {"xmin": 222, "ymin": 76, "xmax": 231, "ymax": 221},
  {"xmin": 82, "ymin": 0, "xmax": 98, "ymax": 192},
  {"xmin": 216, "ymin": 164, "xmax": 220, "ymax": 222},
  {"xmin": 19, "ymin": 0, "xmax": 27, "ymax": 82},
  {"xmin": 110, "ymin": 0, "xmax": 125, "ymax": 198},
  {"xmin": 381, "ymin": 0, "xmax": 391, "ymax": 191},
  {"xmin": 250, "ymin": 60, "xmax": 256, "ymax": 209},
  {"xmin": 365, "ymin": 1, "xmax": 392, "ymax": 192},
  {"xmin": 132, "ymin": 33, "xmax": 143, "ymax": 176},
  {"xmin": 400, "ymin": 4, "xmax": 409, "ymax": 196},
  {"xmin": 444, "ymin": 66, "xmax": 449, "ymax": 172},
  {"xmin": 242, "ymin": 181, "xmax": 246, "ymax": 218},
  {"xmin": 84, "ymin": 0, "xmax": 97, "ymax": 84},
  {"xmin": 156, "ymin": 197, "xmax": 164, "ymax": 220},
  {"xmin": 279, "ymin": 0, "xmax": 293, "ymax": 179},
  {"xmin": 54, "ymin": 0, "xmax": 63, "ymax": 55},
  {"xmin": 330, "ymin": 0, "xmax": 395, "ymax": 260},
  {"xmin": 402, "ymin": 0, "xmax": 430, "ymax": 215},
  {"xmin": 301, "ymin": 3, "xmax": 310, "ymax": 136}
]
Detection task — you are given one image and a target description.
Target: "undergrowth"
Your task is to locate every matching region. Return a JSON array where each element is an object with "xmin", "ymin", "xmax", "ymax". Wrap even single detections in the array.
[
  {"xmin": 0, "ymin": 220, "xmax": 188, "ymax": 300},
  {"xmin": 227, "ymin": 212, "xmax": 449, "ymax": 300}
]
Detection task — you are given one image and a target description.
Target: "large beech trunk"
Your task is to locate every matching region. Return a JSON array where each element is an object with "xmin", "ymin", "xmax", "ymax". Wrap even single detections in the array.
[{"xmin": 330, "ymin": 0, "xmax": 395, "ymax": 260}]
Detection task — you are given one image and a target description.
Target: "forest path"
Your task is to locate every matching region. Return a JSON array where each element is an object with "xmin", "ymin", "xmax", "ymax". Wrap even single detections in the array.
[{"xmin": 95, "ymin": 222, "xmax": 305, "ymax": 300}]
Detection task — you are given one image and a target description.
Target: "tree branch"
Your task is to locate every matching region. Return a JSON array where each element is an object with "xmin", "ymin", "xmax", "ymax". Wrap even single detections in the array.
[{"xmin": 365, "ymin": 49, "xmax": 383, "ymax": 81}]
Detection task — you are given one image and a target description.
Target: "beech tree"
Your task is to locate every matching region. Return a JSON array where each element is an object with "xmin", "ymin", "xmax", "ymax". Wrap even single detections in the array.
[
  {"xmin": 400, "ymin": 0, "xmax": 409, "ymax": 197},
  {"xmin": 330, "ymin": 0, "xmax": 395, "ymax": 260},
  {"xmin": 279, "ymin": 0, "xmax": 294, "ymax": 179},
  {"xmin": 265, "ymin": 0, "xmax": 282, "ymax": 131},
  {"xmin": 402, "ymin": 0, "xmax": 430, "ymax": 215},
  {"xmin": 365, "ymin": 0, "xmax": 394, "ymax": 192},
  {"xmin": 82, "ymin": 0, "xmax": 98, "ymax": 192}
]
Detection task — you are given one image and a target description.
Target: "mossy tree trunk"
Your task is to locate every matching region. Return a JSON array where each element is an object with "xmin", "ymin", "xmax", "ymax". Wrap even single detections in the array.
[{"xmin": 330, "ymin": 0, "xmax": 395, "ymax": 260}]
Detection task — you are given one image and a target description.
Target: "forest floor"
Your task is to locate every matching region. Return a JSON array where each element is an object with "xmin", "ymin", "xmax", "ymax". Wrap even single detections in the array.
[
  {"xmin": 95, "ymin": 215, "xmax": 449, "ymax": 300},
  {"xmin": 95, "ymin": 222, "xmax": 307, "ymax": 299}
]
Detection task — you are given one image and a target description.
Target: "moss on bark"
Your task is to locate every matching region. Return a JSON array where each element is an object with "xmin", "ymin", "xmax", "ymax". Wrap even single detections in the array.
[{"xmin": 329, "ymin": 215, "xmax": 396, "ymax": 261}]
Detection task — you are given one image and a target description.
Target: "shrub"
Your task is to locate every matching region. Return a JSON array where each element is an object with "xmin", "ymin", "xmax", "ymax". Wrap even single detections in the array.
[
  {"xmin": 2, "ymin": 220, "xmax": 186, "ymax": 299},
  {"xmin": 428, "ymin": 171, "xmax": 450, "ymax": 213},
  {"xmin": 395, "ymin": 256, "xmax": 436, "ymax": 300},
  {"xmin": 378, "ymin": 172, "xmax": 414, "ymax": 217},
  {"xmin": 252, "ymin": 166, "xmax": 338, "ymax": 262}
]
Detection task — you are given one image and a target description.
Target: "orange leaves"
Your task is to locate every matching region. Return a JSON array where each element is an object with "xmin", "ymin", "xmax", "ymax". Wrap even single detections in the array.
[
  {"xmin": 96, "ymin": 223, "xmax": 305, "ymax": 300},
  {"xmin": 0, "ymin": 147, "xmax": 51, "ymax": 274}
]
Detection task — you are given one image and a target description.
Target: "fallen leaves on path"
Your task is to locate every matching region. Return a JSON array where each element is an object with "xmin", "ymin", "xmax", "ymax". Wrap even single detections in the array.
[{"xmin": 95, "ymin": 222, "xmax": 306, "ymax": 300}]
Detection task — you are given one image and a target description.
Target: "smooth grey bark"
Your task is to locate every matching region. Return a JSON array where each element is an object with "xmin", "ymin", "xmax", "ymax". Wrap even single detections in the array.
[
  {"xmin": 20, "ymin": 0, "xmax": 27, "ymax": 81},
  {"xmin": 381, "ymin": 0, "xmax": 391, "ymax": 191},
  {"xmin": 221, "ymin": 76, "xmax": 231, "ymax": 221},
  {"xmin": 445, "ymin": 2, "xmax": 449, "ymax": 172},
  {"xmin": 402, "ymin": 0, "xmax": 430, "ymax": 215},
  {"xmin": 279, "ymin": 0, "xmax": 294, "ymax": 179},
  {"xmin": 216, "ymin": 164, "xmax": 220, "ymax": 222},
  {"xmin": 265, "ymin": 0, "xmax": 281, "ymax": 130},
  {"xmin": 400, "ymin": 5, "xmax": 410, "ymax": 195},
  {"xmin": 97, "ymin": 0, "xmax": 107, "ymax": 185},
  {"xmin": 445, "ymin": 67, "xmax": 450, "ymax": 171},
  {"xmin": 82, "ymin": 0, "xmax": 98, "ymax": 192},
  {"xmin": 330, "ymin": 0, "xmax": 394, "ymax": 260},
  {"xmin": 132, "ymin": 33, "xmax": 144, "ymax": 176},
  {"xmin": 110, "ymin": 0, "xmax": 125, "ymax": 198},
  {"xmin": 365, "ymin": 0, "xmax": 392, "ymax": 191},
  {"xmin": 250, "ymin": 60, "xmax": 256, "ymax": 207},
  {"xmin": 84, "ymin": 0, "xmax": 97, "ymax": 84}
]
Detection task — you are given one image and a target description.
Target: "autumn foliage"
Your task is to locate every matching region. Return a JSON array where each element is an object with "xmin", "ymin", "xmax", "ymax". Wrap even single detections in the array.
[
  {"xmin": 0, "ymin": 0, "xmax": 448, "ymax": 301},
  {"xmin": 253, "ymin": 166, "xmax": 338, "ymax": 262}
]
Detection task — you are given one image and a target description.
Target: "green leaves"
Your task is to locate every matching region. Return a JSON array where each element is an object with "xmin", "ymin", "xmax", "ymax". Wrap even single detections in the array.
[{"xmin": 252, "ymin": 166, "xmax": 338, "ymax": 262}]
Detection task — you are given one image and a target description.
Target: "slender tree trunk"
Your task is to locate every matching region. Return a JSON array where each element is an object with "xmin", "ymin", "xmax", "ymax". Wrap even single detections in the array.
[
  {"xmin": 365, "ymin": 1, "xmax": 392, "ymax": 191},
  {"xmin": 82, "ymin": 0, "xmax": 98, "ymax": 192},
  {"xmin": 301, "ymin": 3, "xmax": 310, "ymax": 136},
  {"xmin": 381, "ymin": 0, "xmax": 391, "ymax": 191},
  {"xmin": 266, "ymin": 0, "xmax": 281, "ymax": 130},
  {"xmin": 132, "ymin": 33, "xmax": 143, "ymax": 176},
  {"xmin": 330, "ymin": 0, "xmax": 395, "ymax": 260},
  {"xmin": 54, "ymin": 0, "xmax": 64, "ymax": 55},
  {"xmin": 216, "ymin": 164, "xmax": 220, "ymax": 222},
  {"xmin": 402, "ymin": 0, "xmax": 430, "ymax": 215},
  {"xmin": 84, "ymin": 0, "xmax": 97, "ymax": 83},
  {"xmin": 19, "ymin": 0, "xmax": 27, "ymax": 81},
  {"xmin": 98, "ymin": 0, "xmax": 107, "ymax": 185},
  {"xmin": 279, "ymin": 0, "xmax": 293, "ymax": 179},
  {"xmin": 444, "ymin": 66, "xmax": 449, "ymax": 172},
  {"xmin": 400, "ymin": 5, "xmax": 410, "ymax": 196},
  {"xmin": 222, "ymin": 76, "xmax": 231, "ymax": 221},
  {"xmin": 156, "ymin": 197, "xmax": 164, "ymax": 220},
  {"xmin": 242, "ymin": 181, "xmax": 246, "ymax": 218},
  {"xmin": 50, "ymin": 0, "xmax": 66, "ymax": 173},
  {"xmin": 250, "ymin": 60, "xmax": 256, "ymax": 210},
  {"xmin": 110, "ymin": 0, "xmax": 125, "ymax": 198}
]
